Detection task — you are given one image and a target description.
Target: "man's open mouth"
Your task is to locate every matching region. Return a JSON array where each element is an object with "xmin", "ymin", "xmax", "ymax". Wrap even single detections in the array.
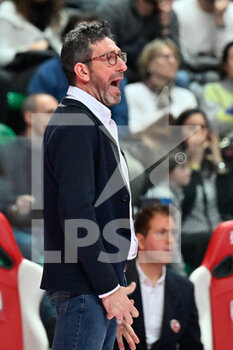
[{"xmin": 110, "ymin": 79, "xmax": 121, "ymax": 88}]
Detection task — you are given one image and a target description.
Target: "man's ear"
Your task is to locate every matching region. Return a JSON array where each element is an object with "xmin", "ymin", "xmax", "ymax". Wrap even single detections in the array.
[
  {"xmin": 136, "ymin": 233, "xmax": 145, "ymax": 251},
  {"xmin": 24, "ymin": 110, "xmax": 32, "ymax": 127},
  {"xmin": 74, "ymin": 62, "xmax": 90, "ymax": 83}
]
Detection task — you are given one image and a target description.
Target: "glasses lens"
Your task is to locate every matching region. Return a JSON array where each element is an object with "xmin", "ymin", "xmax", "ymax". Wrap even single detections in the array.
[
  {"xmin": 107, "ymin": 53, "xmax": 117, "ymax": 65},
  {"xmin": 119, "ymin": 52, "xmax": 127, "ymax": 63},
  {"xmin": 106, "ymin": 52, "xmax": 127, "ymax": 65}
]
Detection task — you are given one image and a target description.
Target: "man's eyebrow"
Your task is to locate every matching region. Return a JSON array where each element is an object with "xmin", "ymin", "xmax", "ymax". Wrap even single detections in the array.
[{"xmin": 105, "ymin": 50, "xmax": 121, "ymax": 54}]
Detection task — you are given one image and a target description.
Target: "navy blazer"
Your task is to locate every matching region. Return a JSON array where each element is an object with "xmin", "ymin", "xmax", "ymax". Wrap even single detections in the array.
[
  {"xmin": 41, "ymin": 98, "xmax": 132, "ymax": 296},
  {"xmin": 121, "ymin": 260, "xmax": 203, "ymax": 350}
]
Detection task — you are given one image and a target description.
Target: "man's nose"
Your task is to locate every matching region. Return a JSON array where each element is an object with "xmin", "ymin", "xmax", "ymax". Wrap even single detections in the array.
[{"xmin": 117, "ymin": 58, "xmax": 127, "ymax": 72}]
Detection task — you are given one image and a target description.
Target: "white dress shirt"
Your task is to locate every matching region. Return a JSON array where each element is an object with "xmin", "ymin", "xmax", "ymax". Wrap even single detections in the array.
[
  {"xmin": 136, "ymin": 261, "xmax": 166, "ymax": 349},
  {"xmin": 66, "ymin": 86, "xmax": 138, "ymax": 297}
]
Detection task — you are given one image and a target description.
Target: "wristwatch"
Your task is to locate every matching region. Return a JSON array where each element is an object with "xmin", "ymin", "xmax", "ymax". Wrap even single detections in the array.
[{"xmin": 217, "ymin": 161, "xmax": 227, "ymax": 173}]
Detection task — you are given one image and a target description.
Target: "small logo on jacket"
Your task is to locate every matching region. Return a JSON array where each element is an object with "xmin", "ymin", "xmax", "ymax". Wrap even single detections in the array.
[{"xmin": 170, "ymin": 319, "xmax": 181, "ymax": 333}]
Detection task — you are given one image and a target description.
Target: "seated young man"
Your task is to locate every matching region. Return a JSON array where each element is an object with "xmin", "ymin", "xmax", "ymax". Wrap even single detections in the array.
[{"xmin": 116, "ymin": 203, "xmax": 203, "ymax": 350}]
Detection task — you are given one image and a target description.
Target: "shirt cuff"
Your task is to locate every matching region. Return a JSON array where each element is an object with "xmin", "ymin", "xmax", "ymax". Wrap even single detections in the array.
[{"xmin": 98, "ymin": 284, "xmax": 120, "ymax": 299}]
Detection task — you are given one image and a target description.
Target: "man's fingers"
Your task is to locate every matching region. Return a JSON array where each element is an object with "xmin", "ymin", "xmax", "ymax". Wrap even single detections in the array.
[
  {"xmin": 106, "ymin": 312, "xmax": 114, "ymax": 320},
  {"xmin": 125, "ymin": 282, "xmax": 136, "ymax": 295},
  {"xmin": 116, "ymin": 330, "xmax": 125, "ymax": 350},
  {"xmin": 122, "ymin": 322, "xmax": 140, "ymax": 344},
  {"xmin": 129, "ymin": 300, "xmax": 139, "ymax": 318},
  {"xmin": 123, "ymin": 313, "xmax": 133, "ymax": 325},
  {"xmin": 102, "ymin": 284, "xmax": 139, "ymax": 325},
  {"xmin": 117, "ymin": 321, "xmax": 140, "ymax": 350},
  {"xmin": 121, "ymin": 328, "xmax": 136, "ymax": 350}
]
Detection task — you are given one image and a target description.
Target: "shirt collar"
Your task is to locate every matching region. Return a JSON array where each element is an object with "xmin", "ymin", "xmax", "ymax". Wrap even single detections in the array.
[
  {"xmin": 136, "ymin": 260, "xmax": 166, "ymax": 287},
  {"xmin": 67, "ymin": 85, "xmax": 112, "ymax": 126}
]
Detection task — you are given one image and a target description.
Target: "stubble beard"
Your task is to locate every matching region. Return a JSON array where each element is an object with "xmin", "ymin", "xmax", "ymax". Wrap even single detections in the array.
[{"xmin": 90, "ymin": 72, "xmax": 121, "ymax": 107}]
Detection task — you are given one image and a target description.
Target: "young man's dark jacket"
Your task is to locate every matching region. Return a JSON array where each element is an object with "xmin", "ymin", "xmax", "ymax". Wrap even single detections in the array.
[{"xmin": 119, "ymin": 260, "xmax": 204, "ymax": 350}]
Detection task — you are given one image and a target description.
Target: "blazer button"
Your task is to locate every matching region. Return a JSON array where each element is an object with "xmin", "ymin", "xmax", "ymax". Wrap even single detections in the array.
[{"xmin": 121, "ymin": 194, "xmax": 129, "ymax": 203}]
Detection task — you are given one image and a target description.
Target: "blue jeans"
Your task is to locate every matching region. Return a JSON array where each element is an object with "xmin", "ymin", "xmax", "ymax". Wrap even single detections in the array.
[{"xmin": 47, "ymin": 291, "xmax": 117, "ymax": 350}]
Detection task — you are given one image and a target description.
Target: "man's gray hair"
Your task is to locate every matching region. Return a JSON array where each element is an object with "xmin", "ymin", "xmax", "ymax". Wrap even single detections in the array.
[{"xmin": 61, "ymin": 20, "xmax": 114, "ymax": 85}]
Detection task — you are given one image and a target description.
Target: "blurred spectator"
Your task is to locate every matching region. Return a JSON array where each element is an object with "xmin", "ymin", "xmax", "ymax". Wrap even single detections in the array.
[
  {"xmin": 117, "ymin": 203, "xmax": 203, "ymax": 350},
  {"xmin": 101, "ymin": 0, "xmax": 179, "ymax": 82},
  {"xmin": 173, "ymin": 0, "xmax": 233, "ymax": 84},
  {"xmin": 0, "ymin": 0, "xmax": 67, "ymax": 67},
  {"xmin": 146, "ymin": 151, "xmax": 191, "ymax": 212},
  {"xmin": 156, "ymin": 0, "xmax": 191, "ymax": 89},
  {"xmin": 0, "ymin": 0, "xmax": 68, "ymax": 93},
  {"xmin": 0, "ymin": 93, "xmax": 58, "ymax": 241},
  {"xmin": 0, "ymin": 68, "xmax": 12, "ymax": 123},
  {"xmin": 200, "ymin": 41, "xmax": 233, "ymax": 137},
  {"xmin": 125, "ymin": 38, "xmax": 197, "ymax": 134},
  {"xmin": 174, "ymin": 108, "xmax": 229, "ymax": 269}
]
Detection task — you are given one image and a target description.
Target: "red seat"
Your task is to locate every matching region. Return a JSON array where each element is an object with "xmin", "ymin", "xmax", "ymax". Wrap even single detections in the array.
[
  {"xmin": 0, "ymin": 212, "xmax": 49, "ymax": 350},
  {"xmin": 190, "ymin": 221, "xmax": 233, "ymax": 350},
  {"xmin": 0, "ymin": 212, "xmax": 23, "ymax": 350}
]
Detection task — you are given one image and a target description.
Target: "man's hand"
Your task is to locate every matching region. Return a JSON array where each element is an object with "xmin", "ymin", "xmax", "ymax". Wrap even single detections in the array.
[
  {"xmin": 214, "ymin": 0, "xmax": 230, "ymax": 15},
  {"xmin": 208, "ymin": 131, "xmax": 223, "ymax": 166},
  {"xmin": 214, "ymin": 0, "xmax": 230, "ymax": 26},
  {"xmin": 186, "ymin": 131, "xmax": 210, "ymax": 168},
  {"xmin": 116, "ymin": 321, "xmax": 140, "ymax": 350},
  {"xmin": 12, "ymin": 195, "xmax": 35, "ymax": 216},
  {"xmin": 102, "ymin": 282, "xmax": 139, "ymax": 325}
]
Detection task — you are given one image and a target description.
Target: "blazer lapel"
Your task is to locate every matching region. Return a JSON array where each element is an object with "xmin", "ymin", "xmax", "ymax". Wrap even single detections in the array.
[
  {"xmin": 151, "ymin": 269, "xmax": 181, "ymax": 349},
  {"xmin": 126, "ymin": 260, "xmax": 147, "ymax": 349}
]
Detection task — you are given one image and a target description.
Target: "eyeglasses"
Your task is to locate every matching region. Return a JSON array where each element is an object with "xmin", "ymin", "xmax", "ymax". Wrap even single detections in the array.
[{"xmin": 82, "ymin": 51, "xmax": 127, "ymax": 66}]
